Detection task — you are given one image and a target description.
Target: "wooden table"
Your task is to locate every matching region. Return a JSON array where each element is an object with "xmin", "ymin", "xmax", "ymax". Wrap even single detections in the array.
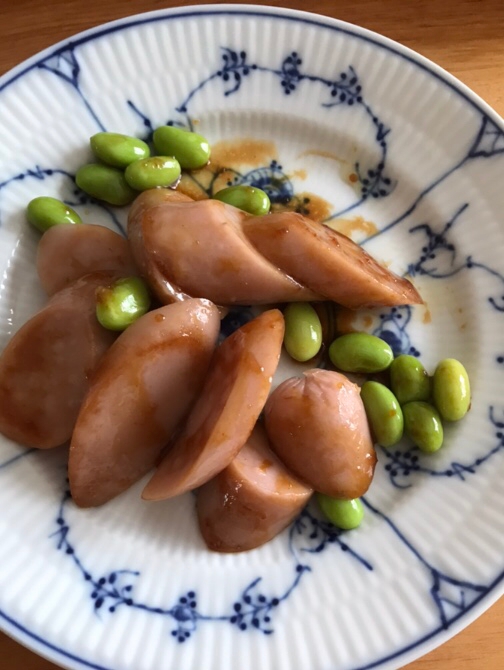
[{"xmin": 0, "ymin": 0, "xmax": 502, "ymax": 668}]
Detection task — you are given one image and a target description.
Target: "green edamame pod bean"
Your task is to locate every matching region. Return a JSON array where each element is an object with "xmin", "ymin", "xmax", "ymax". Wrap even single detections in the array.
[
  {"xmin": 213, "ymin": 185, "xmax": 270, "ymax": 216},
  {"xmin": 152, "ymin": 126, "xmax": 210, "ymax": 170},
  {"xmin": 27, "ymin": 197, "xmax": 82, "ymax": 233},
  {"xmin": 76, "ymin": 164, "xmax": 137, "ymax": 206},
  {"xmin": 403, "ymin": 401, "xmax": 444, "ymax": 453},
  {"xmin": 90, "ymin": 132, "xmax": 150, "ymax": 168},
  {"xmin": 390, "ymin": 354, "xmax": 430, "ymax": 405},
  {"xmin": 124, "ymin": 156, "xmax": 181, "ymax": 191},
  {"xmin": 328, "ymin": 332, "xmax": 393, "ymax": 373},
  {"xmin": 432, "ymin": 358, "xmax": 471, "ymax": 421},
  {"xmin": 96, "ymin": 277, "xmax": 151, "ymax": 331},
  {"xmin": 283, "ymin": 302, "xmax": 322, "ymax": 362},
  {"xmin": 360, "ymin": 381, "xmax": 404, "ymax": 447},
  {"xmin": 316, "ymin": 494, "xmax": 364, "ymax": 530}
]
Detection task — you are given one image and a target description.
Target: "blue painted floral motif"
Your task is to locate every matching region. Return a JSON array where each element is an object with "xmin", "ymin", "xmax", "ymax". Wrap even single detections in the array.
[
  {"xmin": 372, "ymin": 305, "xmax": 420, "ymax": 357},
  {"xmin": 382, "ymin": 406, "xmax": 504, "ymax": 489},
  {"xmin": 0, "ymin": 448, "xmax": 36, "ymax": 470},
  {"xmin": 38, "ymin": 49, "xmax": 105, "ymax": 131},
  {"xmin": 406, "ymin": 203, "xmax": 504, "ymax": 313},
  {"xmin": 124, "ymin": 46, "xmax": 393, "ymax": 216},
  {"xmin": 0, "ymin": 165, "xmax": 125, "ymax": 235},
  {"xmin": 47, "ymin": 488, "xmax": 370, "ymax": 642},
  {"xmin": 289, "ymin": 506, "xmax": 373, "ymax": 570},
  {"xmin": 0, "ymin": 25, "xmax": 502, "ymax": 659},
  {"xmin": 362, "ymin": 498, "xmax": 489, "ymax": 628},
  {"xmin": 361, "ymin": 114, "xmax": 504, "ymax": 245}
]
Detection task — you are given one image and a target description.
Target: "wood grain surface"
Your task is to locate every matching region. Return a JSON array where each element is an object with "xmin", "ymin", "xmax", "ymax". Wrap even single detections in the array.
[{"xmin": 0, "ymin": 1, "xmax": 502, "ymax": 668}]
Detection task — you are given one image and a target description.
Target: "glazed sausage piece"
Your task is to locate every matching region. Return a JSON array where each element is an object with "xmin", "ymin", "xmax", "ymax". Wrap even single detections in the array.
[
  {"xmin": 264, "ymin": 370, "xmax": 376, "ymax": 499},
  {"xmin": 127, "ymin": 189, "xmax": 194, "ymax": 303},
  {"xmin": 37, "ymin": 224, "xmax": 137, "ymax": 296},
  {"xmin": 69, "ymin": 299, "xmax": 220, "ymax": 508},
  {"xmin": 142, "ymin": 309, "xmax": 285, "ymax": 502},
  {"xmin": 0, "ymin": 273, "xmax": 117, "ymax": 449},
  {"xmin": 197, "ymin": 423, "xmax": 313, "ymax": 553},
  {"xmin": 242, "ymin": 212, "xmax": 423, "ymax": 309},
  {"xmin": 127, "ymin": 192, "xmax": 320, "ymax": 305}
]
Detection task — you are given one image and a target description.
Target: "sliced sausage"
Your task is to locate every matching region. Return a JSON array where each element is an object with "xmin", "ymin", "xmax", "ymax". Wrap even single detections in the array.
[
  {"xmin": 127, "ymin": 193, "xmax": 320, "ymax": 305},
  {"xmin": 242, "ymin": 211, "xmax": 422, "ymax": 308},
  {"xmin": 0, "ymin": 273, "xmax": 117, "ymax": 449},
  {"xmin": 142, "ymin": 309, "xmax": 285, "ymax": 501},
  {"xmin": 197, "ymin": 423, "xmax": 313, "ymax": 552},
  {"xmin": 69, "ymin": 299, "xmax": 220, "ymax": 508},
  {"xmin": 264, "ymin": 370, "xmax": 376, "ymax": 499},
  {"xmin": 127, "ymin": 189, "xmax": 194, "ymax": 303},
  {"xmin": 37, "ymin": 224, "xmax": 137, "ymax": 296}
]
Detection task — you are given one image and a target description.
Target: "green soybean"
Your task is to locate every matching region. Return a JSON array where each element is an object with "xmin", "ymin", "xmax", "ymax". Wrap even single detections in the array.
[
  {"xmin": 390, "ymin": 355, "xmax": 430, "ymax": 405},
  {"xmin": 432, "ymin": 358, "xmax": 471, "ymax": 422},
  {"xmin": 403, "ymin": 401, "xmax": 444, "ymax": 453},
  {"xmin": 124, "ymin": 156, "xmax": 181, "ymax": 191},
  {"xmin": 76, "ymin": 163, "xmax": 137, "ymax": 206},
  {"xmin": 90, "ymin": 132, "xmax": 150, "ymax": 168},
  {"xmin": 153, "ymin": 126, "xmax": 210, "ymax": 170},
  {"xmin": 27, "ymin": 197, "xmax": 82, "ymax": 233},
  {"xmin": 361, "ymin": 381, "xmax": 404, "ymax": 447},
  {"xmin": 283, "ymin": 302, "xmax": 322, "ymax": 362},
  {"xmin": 96, "ymin": 277, "xmax": 151, "ymax": 331},
  {"xmin": 328, "ymin": 332, "xmax": 393, "ymax": 373},
  {"xmin": 213, "ymin": 185, "xmax": 270, "ymax": 216},
  {"xmin": 317, "ymin": 494, "xmax": 364, "ymax": 530}
]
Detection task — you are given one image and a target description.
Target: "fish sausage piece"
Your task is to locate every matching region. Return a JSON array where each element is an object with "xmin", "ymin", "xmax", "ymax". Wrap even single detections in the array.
[
  {"xmin": 242, "ymin": 212, "xmax": 423, "ymax": 309},
  {"xmin": 127, "ymin": 189, "xmax": 194, "ymax": 303},
  {"xmin": 197, "ymin": 423, "xmax": 313, "ymax": 553},
  {"xmin": 128, "ymin": 193, "xmax": 320, "ymax": 305},
  {"xmin": 264, "ymin": 369, "xmax": 376, "ymax": 499},
  {"xmin": 0, "ymin": 273, "xmax": 117, "ymax": 449},
  {"xmin": 142, "ymin": 309, "xmax": 285, "ymax": 501},
  {"xmin": 69, "ymin": 299, "xmax": 220, "ymax": 508},
  {"xmin": 37, "ymin": 224, "xmax": 137, "ymax": 296}
]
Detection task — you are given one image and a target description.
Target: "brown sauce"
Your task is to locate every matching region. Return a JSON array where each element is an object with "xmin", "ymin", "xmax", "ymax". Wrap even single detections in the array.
[
  {"xmin": 328, "ymin": 216, "xmax": 378, "ymax": 238},
  {"xmin": 177, "ymin": 137, "xmax": 334, "ymax": 224}
]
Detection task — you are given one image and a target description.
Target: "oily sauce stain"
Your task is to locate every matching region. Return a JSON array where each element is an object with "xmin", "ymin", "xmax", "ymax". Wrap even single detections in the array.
[
  {"xmin": 177, "ymin": 137, "xmax": 333, "ymax": 223},
  {"xmin": 327, "ymin": 216, "xmax": 378, "ymax": 239}
]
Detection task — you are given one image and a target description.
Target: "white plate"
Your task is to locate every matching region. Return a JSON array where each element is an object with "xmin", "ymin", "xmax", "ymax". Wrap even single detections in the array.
[{"xmin": 0, "ymin": 5, "xmax": 503, "ymax": 670}]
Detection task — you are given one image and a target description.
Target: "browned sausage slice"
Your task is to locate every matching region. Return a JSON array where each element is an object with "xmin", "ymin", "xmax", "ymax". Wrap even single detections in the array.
[
  {"xmin": 242, "ymin": 211, "xmax": 422, "ymax": 308},
  {"xmin": 142, "ymin": 309, "xmax": 285, "ymax": 501},
  {"xmin": 0, "ymin": 273, "xmax": 116, "ymax": 449},
  {"xmin": 264, "ymin": 370, "xmax": 376, "ymax": 499},
  {"xmin": 197, "ymin": 423, "xmax": 313, "ymax": 552},
  {"xmin": 127, "ymin": 189, "xmax": 194, "ymax": 303},
  {"xmin": 127, "ymin": 193, "xmax": 320, "ymax": 305},
  {"xmin": 69, "ymin": 299, "xmax": 220, "ymax": 508},
  {"xmin": 37, "ymin": 224, "xmax": 137, "ymax": 296}
]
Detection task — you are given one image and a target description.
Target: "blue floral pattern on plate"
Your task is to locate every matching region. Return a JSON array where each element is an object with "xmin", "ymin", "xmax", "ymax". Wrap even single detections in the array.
[{"xmin": 0, "ymin": 7, "xmax": 503, "ymax": 670}]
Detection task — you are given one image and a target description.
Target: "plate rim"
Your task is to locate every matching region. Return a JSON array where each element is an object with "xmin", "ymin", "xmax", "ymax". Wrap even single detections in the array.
[{"xmin": 0, "ymin": 4, "xmax": 502, "ymax": 670}]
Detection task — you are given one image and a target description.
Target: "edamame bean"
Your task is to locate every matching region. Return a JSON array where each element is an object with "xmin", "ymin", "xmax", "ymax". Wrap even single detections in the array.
[
  {"xmin": 328, "ymin": 332, "xmax": 393, "ymax": 373},
  {"xmin": 360, "ymin": 381, "xmax": 404, "ymax": 447},
  {"xmin": 403, "ymin": 401, "xmax": 444, "ymax": 453},
  {"xmin": 27, "ymin": 197, "xmax": 82, "ymax": 233},
  {"xmin": 283, "ymin": 302, "xmax": 322, "ymax": 362},
  {"xmin": 96, "ymin": 277, "xmax": 151, "ymax": 331},
  {"xmin": 124, "ymin": 156, "xmax": 181, "ymax": 191},
  {"xmin": 390, "ymin": 354, "xmax": 430, "ymax": 405},
  {"xmin": 316, "ymin": 494, "xmax": 364, "ymax": 530},
  {"xmin": 213, "ymin": 185, "xmax": 270, "ymax": 216},
  {"xmin": 153, "ymin": 126, "xmax": 210, "ymax": 170},
  {"xmin": 90, "ymin": 132, "xmax": 150, "ymax": 168},
  {"xmin": 432, "ymin": 358, "xmax": 471, "ymax": 421},
  {"xmin": 76, "ymin": 164, "xmax": 137, "ymax": 206}
]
